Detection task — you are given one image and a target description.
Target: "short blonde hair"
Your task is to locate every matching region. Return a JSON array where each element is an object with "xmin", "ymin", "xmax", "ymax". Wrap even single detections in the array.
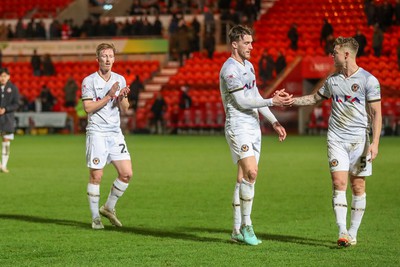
[
  {"xmin": 96, "ymin": 43, "xmax": 116, "ymax": 58},
  {"xmin": 334, "ymin": 37, "xmax": 359, "ymax": 54}
]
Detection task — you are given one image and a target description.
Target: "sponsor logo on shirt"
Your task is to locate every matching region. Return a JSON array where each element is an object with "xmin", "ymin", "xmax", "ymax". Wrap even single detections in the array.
[{"xmin": 332, "ymin": 95, "xmax": 361, "ymax": 104}]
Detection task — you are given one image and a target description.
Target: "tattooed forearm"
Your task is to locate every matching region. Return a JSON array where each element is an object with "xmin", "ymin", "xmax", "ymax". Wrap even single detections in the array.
[{"xmin": 293, "ymin": 94, "xmax": 322, "ymax": 106}]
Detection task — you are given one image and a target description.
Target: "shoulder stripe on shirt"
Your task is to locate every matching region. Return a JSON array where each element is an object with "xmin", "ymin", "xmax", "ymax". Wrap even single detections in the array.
[{"xmin": 229, "ymin": 87, "xmax": 244, "ymax": 94}]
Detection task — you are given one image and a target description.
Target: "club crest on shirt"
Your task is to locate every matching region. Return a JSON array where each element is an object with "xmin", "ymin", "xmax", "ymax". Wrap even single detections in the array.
[
  {"xmin": 6, "ymin": 87, "xmax": 12, "ymax": 93},
  {"xmin": 241, "ymin": 145, "xmax": 249, "ymax": 152},
  {"xmin": 330, "ymin": 159, "xmax": 339, "ymax": 167},
  {"xmin": 351, "ymin": 83, "xmax": 360, "ymax": 92},
  {"xmin": 93, "ymin": 158, "xmax": 100, "ymax": 165}
]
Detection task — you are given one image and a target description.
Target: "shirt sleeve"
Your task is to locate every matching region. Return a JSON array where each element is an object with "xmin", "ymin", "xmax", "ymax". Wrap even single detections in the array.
[
  {"xmin": 81, "ymin": 76, "xmax": 94, "ymax": 101},
  {"xmin": 366, "ymin": 75, "xmax": 381, "ymax": 102}
]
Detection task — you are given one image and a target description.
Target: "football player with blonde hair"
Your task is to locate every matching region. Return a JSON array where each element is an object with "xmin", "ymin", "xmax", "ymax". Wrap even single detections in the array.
[
  {"xmin": 82, "ymin": 43, "xmax": 132, "ymax": 229},
  {"xmin": 289, "ymin": 36, "xmax": 382, "ymax": 247}
]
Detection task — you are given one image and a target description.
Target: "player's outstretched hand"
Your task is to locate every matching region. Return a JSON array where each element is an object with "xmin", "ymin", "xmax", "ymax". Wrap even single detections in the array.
[{"xmin": 272, "ymin": 89, "xmax": 294, "ymax": 106}]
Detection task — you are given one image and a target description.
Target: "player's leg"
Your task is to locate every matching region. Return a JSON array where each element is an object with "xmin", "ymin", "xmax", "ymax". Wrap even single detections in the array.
[
  {"xmin": 86, "ymin": 135, "xmax": 107, "ymax": 229},
  {"xmin": 231, "ymin": 176, "xmax": 243, "ymax": 242},
  {"xmin": 100, "ymin": 134, "xmax": 132, "ymax": 227},
  {"xmin": 88, "ymin": 168, "xmax": 104, "ymax": 229},
  {"xmin": 328, "ymin": 141, "xmax": 351, "ymax": 247},
  {"xmin": 238, "ymin": 155, "xmax": 260, "ymax": 245},
  {"xmin": 348, "ymin": 175, "xmax": 366, "ymax": 245},
  {"xmin": 331, "ymin": 171, "xmax": 350, "ymax": 246},
  {"xmin": 348, "ymin": 140, "xmax": 370, "ymax": 245},
  {"xmin": 1, "ymin": 135, "xmax": 13, "ymax": 173}
]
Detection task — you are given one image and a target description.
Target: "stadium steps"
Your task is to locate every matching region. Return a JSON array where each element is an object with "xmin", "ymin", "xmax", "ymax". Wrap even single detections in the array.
[{"xmin": 137, "ymin": 61, "xmax": 180, "ymax": 108}]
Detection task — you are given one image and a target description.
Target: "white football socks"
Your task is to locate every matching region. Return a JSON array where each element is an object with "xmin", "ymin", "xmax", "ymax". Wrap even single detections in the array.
[
  {"xmin": 333, "ymin": 190, "xmax": 348, "ymax": 234},
  {"xmin": 105, "ymin": 179, "xmax": 129, "ymax": 211},
  {"xmin": 232, "ymin": 182, "xmax": 241, "ymax": 233},
  {"xmin": 348, "ymin": 193, "xmax": 366, "ymax": 238},
  {"xmin": 2, "ymin": 141, "xmax": 10, "ymax": 169},
  {"xmin": 87, "ymin": 183, "xmax": 100, "ymax": 219},
  {"xmin": 240, "ymin": 179, "xmax": 255, "ymax": 226}
]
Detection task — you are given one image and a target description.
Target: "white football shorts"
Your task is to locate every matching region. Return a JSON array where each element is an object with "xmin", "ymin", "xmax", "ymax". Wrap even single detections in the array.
[
  {"xmin": 86, "ymin": 133, "xmax": 131, "ymax": 169},
  {"xmin": 225, "ymin": 127, "xmax": 261, "ymax": 164},
  {"xmin": 327, "ymin": 139, "xmax": 372, "ymax": 176},
  {"xmin": 2, "ymin": 133, "xmax": 14, "ymax": 140}
]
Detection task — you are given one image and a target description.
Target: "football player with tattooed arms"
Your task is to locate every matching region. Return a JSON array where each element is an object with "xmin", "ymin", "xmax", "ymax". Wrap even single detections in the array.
[
  {"xmin": 287, "ymin": 36, "xmax": 382, "ymax": 247},
  {"xmin": 219, "ymin": 24, "xmax": 294, "ymax": 246},
  {"xmin": 82, "ymin": 43, "xmax": 133, "ymax": 230}
]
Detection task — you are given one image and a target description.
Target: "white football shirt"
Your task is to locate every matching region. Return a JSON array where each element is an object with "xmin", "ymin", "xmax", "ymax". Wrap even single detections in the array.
[
  {"xmin": 318, "ymin": 67, "xmax": 381, "ymax": 142},
  {"xmin": 219, "ymin": 57, "xmax": 260, "ymax": 130},
  {"xmin": 81, "ymin": 71, "xmax": 127, "ymax": 136}
]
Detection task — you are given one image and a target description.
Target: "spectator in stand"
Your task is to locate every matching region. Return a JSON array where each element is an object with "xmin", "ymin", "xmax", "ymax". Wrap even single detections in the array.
[
  {"xmin": 130, "ymin": 0, "xmax": 143, "ymax": 15},
  {"xmin": 64, "ymin": 76, "xmax": 79, "ymax": 108},
  {"xmin": 365, "ymin": 0, "xmax": 376, "ymax": 26},
  {"xmin": 275, "ymin": 51, "xmax": 287, "ymax": 76},
  {"xmin": 372, "ymin": 23, "xmax": 384, "ymax": 57},
  {"xmin": 150, "ymin": 92, "xmax": 168, "ymax": 134},
  {"xmin": 128, "ymin": 75, "xmax": 144, "ymax": 113},
  {"xmin": 381, "ymin": 0, "xmax": 394, "ymax": 31},
  {"xmin": 35, "ymin": 20, "xmax": 46, "ymax": 39},
  {"xmin": 61, "ymin": 19, "xmax": 71, "ymax": 40},
  {"xmin": 258, "ymin": 49, "xmax": 275, "ymax": 86},
  {"xmin": 31, "ymin": 49, "xmax": 42, "ymax": 76},
  {"xmin": 140, "ymin": 17, "xmax": 153, "ymax": 36},
  {"xmin": 15, "ymin": 19, "xmax": 25, "ymax": 39},
  {"xmin": 42, "ymin": 54, "xmax": 55, "ymax": 76},
  {"xmin": 397, "ymin": 39, "xmax": 400, "ymax": 69},
  {"xmin": 6, "ymin": 24, "xmax": 14, "ymax": 40},
  {"xmin": 204, "ymin": 31, "xmax": 216, "ymax": 59},
  {"xmin": 288, "ymin": 23, "xmax": 299, "ymax": 51},
  {"xmin": 395, "ymin": 0, "xmax": 400, "ymax": 25},
  {"xmin": 204, "ymin": 6, "xmax": 216, "ymax": 34},
  {"xmin": 179, "ymin": 84, "xmax": 192, "ymax": 113},
  {"xmin": 353, "ymin": 29, "xmax": 367, "ymax": 57},
  {"xmin": 320, "ymin": 18, "xmax": 334, "ymax": 47},
  {"xmin": 0, "ymin": 49, "xmax": 2, "ymax": 68},
  {"xmin": 325, "ymin": 34, "xmax": 336, "ymax": 55},
  {"xmin": 243, "ymin": 0, "xmax": 258, "ymax": 26},
  {"xmin": 153, "ymin": 14, "xmax": 163, "ymax": 36},
  {"xmin": 39, "ymin": 84, "xmax": 55, "ymax": 112},
  {"xmin": 49, "ymin": 19, "xmax": 62, "ymax": 39},
  {"xmin": 191, "ymin": 16, "xmax": 201, "ymax": 52},
  {"xmin": 177, "ymin": 19, "xmax": 191, "ymax": 66},
  {"xmin": 26, "ymin": 19, "xmax": 35, "ymax": 39}
]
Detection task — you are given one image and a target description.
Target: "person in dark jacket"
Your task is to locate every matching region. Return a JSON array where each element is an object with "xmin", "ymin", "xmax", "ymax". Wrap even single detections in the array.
[{"xmin": 0, "ymin": 68, "xmax": 20, "ymax": 173}]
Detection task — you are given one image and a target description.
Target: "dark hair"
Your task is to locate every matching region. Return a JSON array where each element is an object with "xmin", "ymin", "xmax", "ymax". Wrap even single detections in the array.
[
  {"xmin": 228, "ymin": 25, "xmax": 253, "ymax": 44},
  {"xmin": 0, "ymin": 67, "xmax": 10, "ymax": 75}
]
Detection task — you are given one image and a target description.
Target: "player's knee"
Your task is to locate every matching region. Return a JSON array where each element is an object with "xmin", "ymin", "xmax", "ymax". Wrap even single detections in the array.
[
  {"xmin": 247, "ymin": 169, "xmax": 258, "ymax": 183},
  {"xmin": 119, "ymin": 171, "xmax": 132, "ymax": 183},
  {"xmin": 351, "ymin": 183, "xmax": 365, "ymax": 195},
  {"xmin": 90, "ymin": 173, "xmax": 103, "ymax": 184}
]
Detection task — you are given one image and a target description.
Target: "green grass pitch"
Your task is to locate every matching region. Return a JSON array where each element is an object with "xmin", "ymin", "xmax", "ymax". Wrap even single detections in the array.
[{"xmin": 0, "ymin": 134, "xmax": 399, "ymax": 266}]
